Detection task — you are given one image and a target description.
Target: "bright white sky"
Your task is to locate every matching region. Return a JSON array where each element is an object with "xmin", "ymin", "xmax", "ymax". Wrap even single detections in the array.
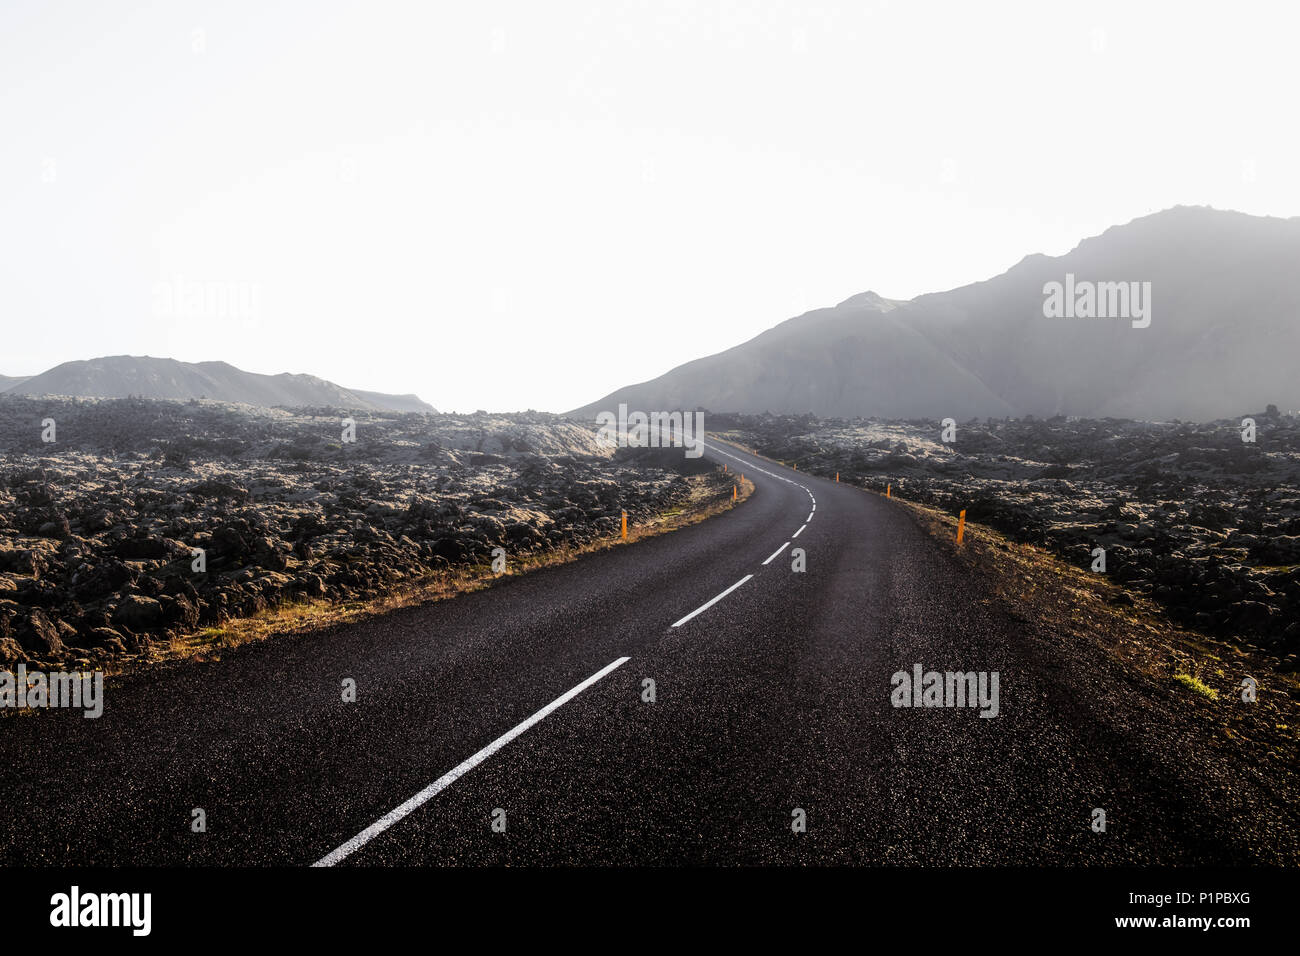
[{"xmin": 3, "ymin": 0, "xmax": 1298, "ymax": 411}]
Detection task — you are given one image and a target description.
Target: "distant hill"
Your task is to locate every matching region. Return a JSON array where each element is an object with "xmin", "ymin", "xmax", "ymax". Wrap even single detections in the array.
[
  {"xmin": 1, "ymin": 356, "xmax": 436, "ymax": 413},
  {"xmin": 0, "ymin": 375, "xmax": 30, "ymax": 391},
  {"xmin": 347, "ymin": 389, "xmax": 436, "ymax": 414},
  {"xmin": 572, "ymin": 206, "xmax": 1300, "ymax": 422}
]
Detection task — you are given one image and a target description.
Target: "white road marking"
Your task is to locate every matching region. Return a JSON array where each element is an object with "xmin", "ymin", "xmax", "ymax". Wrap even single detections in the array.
[
  {"xmin": 699, "ymin": 441, "xmax": 815, "ymax": 492},
  {"xmin": 697, "ymin": 439, "xmax": 822, "ymax": 574},
  {"xmin": 671, "ymin": 574, "xmax": 753, "ymax": 627},
  {"xmin": 312, "ymin": 656, "xmax": 631, "ymax": 867},
  {"xmin": 762, "ymin": 541, "xmax": 791, "ymax": 566}
]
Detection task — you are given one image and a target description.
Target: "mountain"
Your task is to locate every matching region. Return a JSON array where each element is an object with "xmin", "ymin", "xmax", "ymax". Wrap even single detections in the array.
[
  {"xmin": 1, "ymin": 356, "xmax": 436, "ymax": 413},
  {"xmin": 0, "ymin": 375, "xmax": 30, "ymax": 391},
  {"xmin": 572, "ymin": 206, "xmax": 1300, "ymax": 422}
]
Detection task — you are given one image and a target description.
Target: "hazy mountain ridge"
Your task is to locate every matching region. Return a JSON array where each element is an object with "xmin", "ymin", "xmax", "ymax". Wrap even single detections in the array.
[
  {"xmin": 347, "ymin": 389, "xmax": 435, "ymax": 414},
  {"xmin": 573, "ymin": 206, "xmax": 1300, "ymax": 422},
  {"xmin": 1, "ymin": 356, "xmax": 436, "ymax": 413}
]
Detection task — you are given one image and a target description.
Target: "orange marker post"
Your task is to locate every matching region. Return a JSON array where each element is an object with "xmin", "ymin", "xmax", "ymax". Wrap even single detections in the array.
[
  {"xmin": 732, "ymin": 484, "xmax": 737, "ymax": 501},
  {"xmin": 835, "ymin": 472, "xmax": 839, "ymax": 482},
  {"xmin": 886, "ymin": 483, "xmax": 891, "ymax": 498},
  {"xmin": 956, "ymin": 509, "xmax": 967, "ymax": 544},
  {"xmin": 621, "ymin": 511, "xmax": 627, "ymax": 539}
]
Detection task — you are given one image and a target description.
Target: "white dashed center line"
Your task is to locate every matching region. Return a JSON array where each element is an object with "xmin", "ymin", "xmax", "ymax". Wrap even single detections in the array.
[
  {"xmin": 676, "ymin": 439, "xmax": 821, "ymax": 623},
  {"xmin": 762, "ymin": 541, "xmax": 791, "ymax": 566},
  {"xmin": 671, "ymin": 575, "xmax": 753, "ymax": 627},
  {"xmin": 312, "ymin": 656, "xmax": 630, "ymax": 867}
]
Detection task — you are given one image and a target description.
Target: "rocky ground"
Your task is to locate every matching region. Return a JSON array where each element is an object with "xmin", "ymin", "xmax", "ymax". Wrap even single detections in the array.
[
  {"xmin": 716, "ymin": 410, "xmax": 1300, "ymax": 662},
  {"xmin": 0, "ymin": 396, "xmax": 724, "ymax": 669}
]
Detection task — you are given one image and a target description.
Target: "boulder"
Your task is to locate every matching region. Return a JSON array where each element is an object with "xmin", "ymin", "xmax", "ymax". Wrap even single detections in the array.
[
  {"xmin": 113, "ymin": 595, "xmax": 165, "ymax": 631},
  {"xmin": 73, "ymin": 626, "xmax": 128, "ymax": 650},
  {"xmin": 15, "ymin": 608, "xmax": 64, "ymax": 656},
  {"xmin": 0, "ymin": 636, "xmax": 25, "ymax": 665},
  {"xmin": 0, "ymin": 548, "xmax": 43, "ymax": 577},
  {"xmin": 159, "ymin": 594, "xmax": 200, "ymax": 629},
  {"xmin": 211, "ymin": 526, "xmax": 250, "ymax": 559},
  {"xmin": 114, "ymin": 537, "xmax": 171, "ymax": 560}
]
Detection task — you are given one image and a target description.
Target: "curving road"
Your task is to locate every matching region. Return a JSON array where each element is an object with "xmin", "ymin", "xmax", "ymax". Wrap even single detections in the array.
[{"xmin": 0, "ymin": 440, "xmax": 1295, "ymax": 865}]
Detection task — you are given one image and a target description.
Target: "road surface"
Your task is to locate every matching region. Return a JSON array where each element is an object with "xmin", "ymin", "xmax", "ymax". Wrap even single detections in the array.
[{"xmin": 1, "ymin": 440, "xmax": 1295, "ymax": 865}]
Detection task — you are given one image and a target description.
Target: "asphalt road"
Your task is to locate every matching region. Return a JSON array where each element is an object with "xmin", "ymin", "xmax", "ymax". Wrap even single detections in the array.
[{"xmin": 1, "ymin": 440, "xmax": 1295, "ymax": 865}]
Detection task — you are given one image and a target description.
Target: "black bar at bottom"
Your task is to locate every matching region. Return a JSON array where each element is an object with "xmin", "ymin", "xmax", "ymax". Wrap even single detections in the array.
[{"xmin": 2, "ymin": 866, "xmax": 1290, "ymax": 941}]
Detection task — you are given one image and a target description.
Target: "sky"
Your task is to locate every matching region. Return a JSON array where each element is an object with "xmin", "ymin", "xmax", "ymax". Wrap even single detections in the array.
[{"xmin": 3, "ymin": 0, "xmax": 1299, "ymax": 412}]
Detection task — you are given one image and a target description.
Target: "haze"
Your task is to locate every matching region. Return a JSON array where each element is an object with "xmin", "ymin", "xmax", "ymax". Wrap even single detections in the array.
[{"xmin": 3, "ymin": 0, "xmax": 1298, "ymax": 411}]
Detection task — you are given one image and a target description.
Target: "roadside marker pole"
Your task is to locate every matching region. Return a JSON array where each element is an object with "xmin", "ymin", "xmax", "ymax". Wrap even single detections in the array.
[
  {"xmin": 957, "ymin": 509, "xmax": 967, "ymax": 544},
  {"xmin": 732, "ymin": 485, "xmax": 737, "ymax": 501},
  {"xmin": 886, "ymin": 483, "xmax": 891, "ymax": 498},
  {"xmin": 835, "ymin": 472, "xmax": 839, "ymax": 482},
  {"xmin": 621, "ymin": 511, "xmax": 627, "ymax": 539}
]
